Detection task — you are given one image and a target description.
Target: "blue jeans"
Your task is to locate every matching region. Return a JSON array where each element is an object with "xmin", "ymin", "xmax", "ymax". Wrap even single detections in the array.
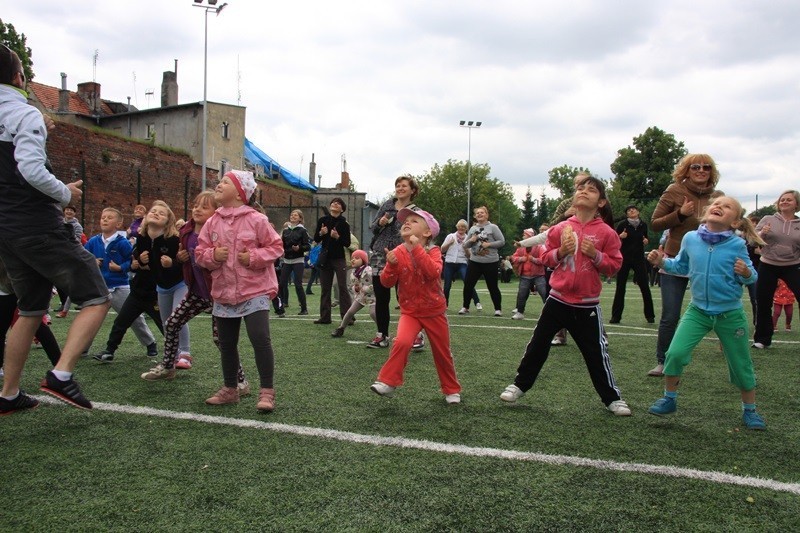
[
  {"xmin": 443, "ymin": 262, "xmax": 479, "ymax": 306},
  {"xmin": 515, "ymin": 276, "xmax": 547, "ymax": 314},
  {"xmin": 655, "ymin": 273, "xmax": 689, "ymax": 364}
]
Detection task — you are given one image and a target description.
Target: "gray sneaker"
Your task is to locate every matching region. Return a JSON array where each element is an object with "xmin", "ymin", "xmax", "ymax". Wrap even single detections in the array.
[{"xmin": 92, "ymin": 350, "xmax": 115, "ymax": 363}]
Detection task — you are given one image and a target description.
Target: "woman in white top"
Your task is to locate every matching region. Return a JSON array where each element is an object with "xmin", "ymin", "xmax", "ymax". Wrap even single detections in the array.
[{"xmin": 441, "ymin": 219, "xmax": 481, "ymax": 309}]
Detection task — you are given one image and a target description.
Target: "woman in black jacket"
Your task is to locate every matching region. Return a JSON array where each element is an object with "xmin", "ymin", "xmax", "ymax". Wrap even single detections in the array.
[
  {"xmin": 279, "ymin": 209, "xmax": 311, "ymax": 315},
  {"xmin": 313, "ymin": 198, "xmax": 352, "ymax": 324}
]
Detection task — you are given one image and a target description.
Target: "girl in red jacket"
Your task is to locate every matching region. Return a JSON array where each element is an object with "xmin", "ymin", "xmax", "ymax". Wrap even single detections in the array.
[
  {"xmin": 500, "ymin": 175, "xmax": 632, "ymax": 416},
  {"xmin": 370, "ymin": 206, "xmax": 462, "ymax": 404}
]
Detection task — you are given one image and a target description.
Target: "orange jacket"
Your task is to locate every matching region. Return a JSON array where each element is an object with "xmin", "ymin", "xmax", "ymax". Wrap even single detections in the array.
[{"xmin": 380, "ymin": 244, "xmax": 446, "ymax": 317}]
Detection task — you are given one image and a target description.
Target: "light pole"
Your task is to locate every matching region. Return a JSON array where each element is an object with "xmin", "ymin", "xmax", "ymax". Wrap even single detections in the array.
[
  {"xmin": 459, "ymin": 120, "xmax": 482, "ymax": 219},
  {"xmin": 193, "ymin": 0, "xmax": 228, "ymax": 190}
]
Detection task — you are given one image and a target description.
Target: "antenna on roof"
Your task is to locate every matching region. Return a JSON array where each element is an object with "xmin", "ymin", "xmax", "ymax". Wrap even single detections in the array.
[
  {"xmin": 145, "ymin": 88, "xmax": 155, "ymax": 108},
  {"xmin": 132, "ymin": 71, "xmax": 139, "ymax": 107},
  {"xmin": 341, "ymin": 153, "xmax": 347, "ymax": 173},
  {"xmin": 93, "ymin": 49, "xmax": 99, "ymax": 82},
  {"xmin": 237, "ymin": 55, "xmax": 242, "ymax": 106}
]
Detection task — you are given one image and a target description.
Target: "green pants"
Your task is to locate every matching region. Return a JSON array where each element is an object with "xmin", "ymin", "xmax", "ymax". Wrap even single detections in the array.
[{"xmin": 664, "ymin": 304, "xmax": 756, "ymax": 390}]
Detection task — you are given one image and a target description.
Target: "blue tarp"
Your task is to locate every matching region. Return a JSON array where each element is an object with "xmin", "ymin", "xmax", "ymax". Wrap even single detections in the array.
[{"xmin": 244, "ymin": 137, "xmax": 317, "ymax": 192}]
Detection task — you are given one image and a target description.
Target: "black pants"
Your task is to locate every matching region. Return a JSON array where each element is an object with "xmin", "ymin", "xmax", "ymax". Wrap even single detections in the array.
[
  {"xmin": 463, "ymin": 260, "xmax": 502, "ymax": 311},
  {"xmin": 0, "ymin": 294, "xmax": 60, "ymax": 366},
  {"xmin": 754, "ymin": 262, "xmax": 800, "ymax": 346},
  {"xmin": 106, "ymin": 291, "xmax": 163, "ymax": 353},
  {"xmin": 610, "ymin": 258, "xmax": 655, "ymax": 321},
  {"xmin": 513, "ymin": 297, "xmax": 621, "ymax": 406},
  {"xmin": 217, "ymin": 310, "xmax": 274, "ymax": 389},
  {"xmin": 279, "ymin": 262, "xmax": 307, "ymax": 312},
  {"xmin": 319, "ymin": 258, "xmax": 351, "ymax": 322}
]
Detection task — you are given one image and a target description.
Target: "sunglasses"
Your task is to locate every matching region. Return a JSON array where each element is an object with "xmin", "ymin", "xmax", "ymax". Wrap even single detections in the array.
[{"xmin": 689, "ymin": 164, "xmax": 713, "ymax": 172}]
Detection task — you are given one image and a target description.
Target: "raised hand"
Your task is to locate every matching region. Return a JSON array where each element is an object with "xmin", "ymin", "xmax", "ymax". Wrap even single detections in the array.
[
  {"xmin": 237, "ymin": 247, "xmax": 250, "ymax": 267},
  {"xmin": 647, "ymin": 245, "xmax": 665, "ymax": 266},
  {"xmin": 214, "ymin": 246, "xmax": 229, "ymax": 263},
  {"xmin": 385, "ymin": 247, "xmax": 398, "ymax": 265},
  {"xmin": 734, "ymin": 258, "xmax": 751, "ymax": 278},
  {"xmin": 679, "ymin": 196, "xmax": 695, "ymax": 216}
]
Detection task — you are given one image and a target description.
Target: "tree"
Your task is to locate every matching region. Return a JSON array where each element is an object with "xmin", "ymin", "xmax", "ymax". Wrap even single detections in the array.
[
  {"xmin": 416, "ymin": 159, "xmax": 519, "ymax": 253},
  {"xmin": 609, "ymin": 126, "xmax": 687, "ymax": 203},
  {"xmin": 0, "ymin": 19, "xmax": 34, "ymax": 82},
  {"xmin": 517, "ymin": 187, "xmax": 536, "ymax": 235},
  {"xmin": 747, "ymin": 205, "xmax": 776, "ymax": 220},
  {"xmin": 548, "ymin": 164, "xmax": 592, "ymax": 199}
]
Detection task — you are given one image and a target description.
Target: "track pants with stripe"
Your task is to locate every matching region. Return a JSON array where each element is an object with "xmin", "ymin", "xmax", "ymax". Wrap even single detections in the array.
[{"xmin": 513, "ymin": 297, "xmax": 622, "ymax": 406}]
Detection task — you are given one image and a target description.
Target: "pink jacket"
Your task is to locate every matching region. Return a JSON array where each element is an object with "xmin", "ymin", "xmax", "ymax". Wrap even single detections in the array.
[
  {"xmin": 195, "ymin": 206, "xmax": 284, "ymax": 305},
  {"xmin": 380, "ymin": 244, "xmax": 446, "ymax": 318},
  {"xmin": 543, "ymin": 216, "xmax": 622, "ymax": 305},
  {"xmin": 512, "ymin": 244, "xmax": 545, "ymax": 277}
]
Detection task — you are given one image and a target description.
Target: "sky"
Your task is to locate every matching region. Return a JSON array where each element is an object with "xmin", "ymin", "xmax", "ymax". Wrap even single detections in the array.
[{"xmin": 5, "ymin": 0, "xmax": 800, "ymax": 212}]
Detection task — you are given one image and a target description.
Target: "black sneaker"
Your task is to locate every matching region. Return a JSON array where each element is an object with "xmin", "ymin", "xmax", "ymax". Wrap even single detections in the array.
[
  {"xmin": 92, "ymin": 350, "xmax": 115, "ymax": 363},
  {"xmin": 40, "ymin": 371, "xmax": 92, "ymax": 410},
  {"xmin": 0, "ymin": 390, "xmax": 40, "ymax": 415},
  {"xmin": 298, "ymin": 310, "xmax": 309, "ymax": 316},
  {"xmin": 146, "ymin": 342, "xmax": 158, "ymax": 357}
]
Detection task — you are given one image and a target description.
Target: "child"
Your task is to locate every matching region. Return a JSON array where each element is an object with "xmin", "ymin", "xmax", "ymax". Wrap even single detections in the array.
[
  {"xmin": 331, "ymin": 249, "xmax": 376, "ymax": 338},
  {"xmin": 92, "ymin": 202, "xmax": 171, "ymax": 362},
  {"xmin": 141, "ymin": 191, "xmax": 250, "ymax": 395},
  {"xmin": 646, "ymin": 196, "xmax": 766, "ymax": 430},
  {"xmin": 196, "ymin": 170, "xmax": 283, "ymax": 412},
  {"xmin": 370, "ymin": 206, "xmax": 462, "ymax": 404},
  {"xmin": 500, "ymin": 176, "xmax": 631, "ymax": 416},
  {"xmin": 772, "ymin": 279, "xmax": 794, "ymax": 332},
  {"xmin": 511, "ymin": 228, "xmax": 547, "ymax": 320},
  {"xmin": 127, "ymin": 204, "xmax": 146, "ymax": 241},
  {"xmin": 84, "ymin": 208, "xmax": 158, "ymax": 358}
]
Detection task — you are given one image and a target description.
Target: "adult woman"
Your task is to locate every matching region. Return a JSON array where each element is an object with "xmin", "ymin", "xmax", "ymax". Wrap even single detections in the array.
[
  {"xmin": 752, "ymin": 190, "xmax": 800, "ymax": 349},
  {"xmin": 440, "ymin": 219, "xmax": 481, "ymax": 309},
  {"xmin": 312, "ymin": 198, "xmax": 352, "ymax": 325},
  {"xmin": 461, "ymin": 206, "xmax": 505, "ymax": 316},
  {"xmin": 367, "ymin": 175, "xmax": 417, "ymax": 348},
  {"xmin": 648, "ymin": 154, "xmax": 719, "ymax": 376},
  {"xmin": 279, "ymin": 209, "xmax": 311, "ymax": 316}
]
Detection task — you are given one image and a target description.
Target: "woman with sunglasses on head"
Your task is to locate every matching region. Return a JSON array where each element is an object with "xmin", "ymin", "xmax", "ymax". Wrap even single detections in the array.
[{"xmin": 647, "ymin": 154, "xmax": 720, "ymax": 377}]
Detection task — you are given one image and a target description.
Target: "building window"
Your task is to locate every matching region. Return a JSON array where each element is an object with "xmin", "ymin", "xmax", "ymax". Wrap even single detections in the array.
[
  {"xmin": 221, "ymin": 121, "xmax": 230, "ymax": 140},
  {"xmin": 146, "ymin": 123, "xmax": 156, "ymax": 141}
]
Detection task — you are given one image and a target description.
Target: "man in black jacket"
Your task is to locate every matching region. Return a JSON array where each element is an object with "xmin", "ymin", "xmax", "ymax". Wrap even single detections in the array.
[{"xmin": 610, "ymin": 204, "xmax": 655, "ymax": 324}]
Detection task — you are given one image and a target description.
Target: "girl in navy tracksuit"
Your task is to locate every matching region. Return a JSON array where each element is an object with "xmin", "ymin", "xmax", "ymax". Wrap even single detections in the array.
[{"xmin": 500, "ymin": 175, "xmax": 631, "ymax": 416}]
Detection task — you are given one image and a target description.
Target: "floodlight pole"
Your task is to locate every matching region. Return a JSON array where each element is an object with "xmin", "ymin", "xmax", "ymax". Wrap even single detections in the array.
[{"xmin": 459, "ymin": 120, "xmax": 482, "ymax": 219}]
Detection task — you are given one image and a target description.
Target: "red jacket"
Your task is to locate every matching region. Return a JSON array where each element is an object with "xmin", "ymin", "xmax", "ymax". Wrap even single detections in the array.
[
  {"xmin": 543, "ymin": 216, "xmax": 622, "ymax": 305},
  {"xmin": 380, "ymin": 244, "xmax": 446, "ymax": 317},
  {"xmin": 512, "ymin": 244, "xmax": 545, "ymax": 277}
]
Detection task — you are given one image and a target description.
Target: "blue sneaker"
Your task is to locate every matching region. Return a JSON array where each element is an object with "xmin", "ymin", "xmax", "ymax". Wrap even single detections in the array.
[
  {"xmin": 743, "ymin": 409, "xmax": 766, "ymax": 430},
  {"xmin": 648, "ymin": 396, "xmax": 677, "ymax": 416}
]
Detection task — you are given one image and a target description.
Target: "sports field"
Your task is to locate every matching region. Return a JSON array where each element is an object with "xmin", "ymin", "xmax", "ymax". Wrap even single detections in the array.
[{"xmin": 2, "ymin": 282, "xmax": 799, "ymax": 531}]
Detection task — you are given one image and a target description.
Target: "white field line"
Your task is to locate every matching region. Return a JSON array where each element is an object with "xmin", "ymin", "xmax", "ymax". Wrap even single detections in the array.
[{"xmin": 35, "ymin": 395, "xmax": 800, "ymax": 496}]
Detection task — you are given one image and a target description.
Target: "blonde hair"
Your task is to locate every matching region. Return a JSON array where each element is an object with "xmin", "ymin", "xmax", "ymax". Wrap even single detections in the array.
[
  {"xmin": 701, "ymin": 196, "xmax": 764, "ymax": 246},
  {"xmin": 455, "ymin": 219, "xmax": 468, "ymax": 230},
  {"xmin": 139, "ymin": 200, "xmax": 179, "ymax": 238},
  {"xmin": 672, "ymin": 154, "xmax": 720, "ymax": 188},
  {"xmin": 775, "ymin": 190, "xmax": 800, "ymax": 213},
  {"xmin": 291, "ymin": 209, "xmax": 304, "ymax": 223},
  {"xmin": 102, "ymin": 207, "xmax": 123, "ymax": 223},
  {"xmin": 194, "ymin": 190, "xmax": 218, "ymax": 210},
  {"xmin": 473, "ymin": 205, "xmax": 489, "ymax": 218}
]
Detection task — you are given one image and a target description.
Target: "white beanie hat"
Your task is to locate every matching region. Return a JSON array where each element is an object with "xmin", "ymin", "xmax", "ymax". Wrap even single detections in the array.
[{"xmin": 225, "ymin": 170, "xmax": 256, "ymax": 203}]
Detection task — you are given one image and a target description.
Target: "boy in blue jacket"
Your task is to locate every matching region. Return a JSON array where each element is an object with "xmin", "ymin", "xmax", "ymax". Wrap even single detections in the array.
[{"xmin": 84, "ymin": 208, "xmax": 158, "ymax": 357}]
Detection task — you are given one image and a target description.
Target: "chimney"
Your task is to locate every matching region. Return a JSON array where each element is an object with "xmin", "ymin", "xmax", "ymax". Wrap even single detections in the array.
[
  {"xmin": 77, "ymin": 81, "xmax": 101, "ymax": 114},
  {"xmin": 161, "ymin": 69, "xmax": 178, "ymax": 107},
  {"xmin": 340, "ymin": 171, "xmax": 350, "ymax": 190},
  {"xmin": 308, "ymin": 153, "xmax": 317, "ymax": 186},
  {"xmin": 58, "ymin": 73, "xmax": 69, "ymax": 113}
]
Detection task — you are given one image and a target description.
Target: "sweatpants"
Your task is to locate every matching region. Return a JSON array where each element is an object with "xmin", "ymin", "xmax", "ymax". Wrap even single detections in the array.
[
  {"xmin": 376, "ymin": 312, "xmax": 461, "ymax": 395},
  {"xmin": 105, "ymin": 291, "xmax": 164, "ymax": 353},
  {"xmin": 513, "ymin": 297, "xmax": 621, "ymax": 406}
]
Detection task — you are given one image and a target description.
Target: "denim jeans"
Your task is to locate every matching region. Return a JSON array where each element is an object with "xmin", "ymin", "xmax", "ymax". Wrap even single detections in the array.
[
  {"xmin": 655, "ymin": 273, "xmax": 689, "ymax": 364},
  {"xmin": 443, "ymin": 262, "xmax": 479, "ymax": 306},
  {"xmin": 515, "ymin": 276, "xmax": 547, "ymax": 314}
]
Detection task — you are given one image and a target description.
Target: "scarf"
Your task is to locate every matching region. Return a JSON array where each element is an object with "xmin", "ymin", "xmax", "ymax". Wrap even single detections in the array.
[
  {"xmin": 697, "ymin": 224, "xmax": 734, "ymax": 245},
  {"xmin": 354, "ymin": 265, "xmax": 367, "ymax": 279},
  {"xmin": 627, "ymin": 218, "xmax": 640, "ymax": 228}
]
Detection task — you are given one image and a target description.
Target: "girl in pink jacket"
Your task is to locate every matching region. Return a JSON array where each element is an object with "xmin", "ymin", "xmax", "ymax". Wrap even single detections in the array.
[
  {"xmin": 500, "ymin": 175, "xmax": 631, "ymax": 417},
  {"xmin": 196, "ymin": 170, "xmax": 284, "ymax": 412}
]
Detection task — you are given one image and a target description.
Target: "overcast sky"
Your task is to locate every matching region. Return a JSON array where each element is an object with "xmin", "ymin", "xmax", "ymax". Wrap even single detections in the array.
[{"xmin": 5, "ymin": 1, "xmax": 800, "ymax": 212}]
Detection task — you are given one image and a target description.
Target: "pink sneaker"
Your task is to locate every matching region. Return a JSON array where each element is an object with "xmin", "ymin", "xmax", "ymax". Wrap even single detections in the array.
[
  {"xmin": 205, "ymin": 386, "xmax": 239, "ymax": 405},
  {"xmin": 176, "ymin": 354, "xmax": 193, "ymax": 370},
  {"xmin": 256, "ymin": 388, "xmax": 275, "ymax": 412}
]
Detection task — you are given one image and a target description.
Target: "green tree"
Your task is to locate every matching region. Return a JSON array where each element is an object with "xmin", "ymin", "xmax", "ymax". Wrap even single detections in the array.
[
  {"xmin": 747, "ymin": 205, "xmax": 776, "ymax": 219},
  {"xmin": 416, "ymin": 159, "xmax": 519, "ymax": 253},
  {"xmin": 609, "ymin": 126, "xmax": 687, "ymax": 203},
  {"xmin": 517, "ymin": 187, "xmax": 536, "ymax": 235},
  {"xmin": 548, "ymin": 164, "xmax": 592, "ymax": 199},
  {"xmin": 0, "ymin": 19, "xmax": 34, "ymax": 82}
]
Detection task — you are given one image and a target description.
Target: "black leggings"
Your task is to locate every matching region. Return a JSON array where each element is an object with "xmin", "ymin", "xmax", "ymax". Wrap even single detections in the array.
[
  {"xmin": 463, "ymin": 260, "xmax": 502, "ymax": 311},
  {"xmin": 0, "ymin": 294, "xmax": 60, "ymax": 366},
  {"xmin": 754, "ymin": 262, "xmax": 800, "ymax": 346},
  {"xmin": 373, "ymin": 278, "xmax": 392, "ymax": 337},
  {"xmin": 217, "ymin": 310, "xmax": 274, "ymax": 389},
  {"xmin": 105, "ymin": 292, "xmax": 163, "ymax": 353}
]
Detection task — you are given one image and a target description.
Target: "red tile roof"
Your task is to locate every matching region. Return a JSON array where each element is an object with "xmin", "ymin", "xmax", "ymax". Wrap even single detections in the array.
[{"xmin": 28, "ymin": 81, "xmax": 115, "ymax": 116}]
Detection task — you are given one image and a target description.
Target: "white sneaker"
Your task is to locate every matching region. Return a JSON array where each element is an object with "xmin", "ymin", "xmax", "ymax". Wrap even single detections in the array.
[
  {"xmin": 550, "ymin": 337, "xmax": 566, "ymax": 346},
  {"xmin": 475, "ymin": 303, "xmax": 483, "ymax": 311},
  {"xmin": 458, "ymin": 307, "xmax": 469, "ymax": 315},
  {"xmin": 0, "ymin": 367, "xmax": 4, "ymax": 378},
  {"xmin": 445, "ymin": 393, "xmax": 461, "ymax": 404},
  {"xmin": 751, "ymin": 342, "xmax": 766, "ymax": 349},
  {"xmin": 647, "ymin": 364, "xmax": 664, "ymax": 377},
  {"xmin": 512, "ymin": 308, "xmax": 518, "ymax": 314},
  {"xmin": 494, "ymin": 310, "xmax": 502, "ymax": 317},
  {"xmin": 238, "ymin": 380, "xmax": 252, "ymax": 397},
  {"xmin": 370, "ymin": 381, "xmax": 396, "ymax": 397},
  {"xmin": 500, "ymin": 384, "xmax": 524, "ymax": 403},
  {"xmin": 512, "ymin": 312, "xmax": 525, "ymax": 320},
  {"xmin": 607, "ymin": 399, "xmax": 632, "ymax": 416}
]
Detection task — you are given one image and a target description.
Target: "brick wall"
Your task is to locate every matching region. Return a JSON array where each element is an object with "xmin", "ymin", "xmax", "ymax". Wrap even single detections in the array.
[{"xmin": 44, "ymin": 122, "xmax": 312, "ymax": 235}]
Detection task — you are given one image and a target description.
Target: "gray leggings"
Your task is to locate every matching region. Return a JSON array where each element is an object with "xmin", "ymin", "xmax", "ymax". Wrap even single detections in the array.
[{"xmin": 216, "ymin": 310, "xmax": 274, "ymax": 389}]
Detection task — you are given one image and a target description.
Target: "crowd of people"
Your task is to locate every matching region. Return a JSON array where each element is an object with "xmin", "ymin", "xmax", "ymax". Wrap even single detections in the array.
[{"xmin": 2, "ymin": 45, "xmax": 798, "ymax": 429}]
